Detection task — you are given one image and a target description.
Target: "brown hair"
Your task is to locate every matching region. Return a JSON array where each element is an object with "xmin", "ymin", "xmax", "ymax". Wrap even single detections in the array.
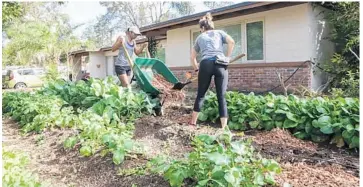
[{"xmin": 199, "ymin": 12, "xmax": 214, "ymax": 31}]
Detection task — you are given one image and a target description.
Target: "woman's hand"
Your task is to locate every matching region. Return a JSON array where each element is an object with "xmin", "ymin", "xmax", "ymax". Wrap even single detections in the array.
[
  {"xmin": 191, "ymin": 48, "xmax": 199, "ymax": 71},
  {"xmin": 112, "ymin": 36, "xmax": 125, "ymax": 52},
  {"xmin": 142, "ymin": 42, "xmax": 148, "ymax": 49}
]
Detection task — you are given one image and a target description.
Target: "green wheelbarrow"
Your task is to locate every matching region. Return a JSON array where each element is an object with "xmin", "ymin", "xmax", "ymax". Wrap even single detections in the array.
[{"xmin": 121, "ymin": 42, "xmax": 180, "ymax": 116}]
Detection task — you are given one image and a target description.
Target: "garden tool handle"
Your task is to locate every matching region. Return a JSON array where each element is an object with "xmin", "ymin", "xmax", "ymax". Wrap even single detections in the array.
[
  {"xmin": 121, "ymin": 41, "xmax": 134, "ymax": 68},
  {"xmin": 229, "ymin": 53, "xmax": 245, "ymax": 64}
]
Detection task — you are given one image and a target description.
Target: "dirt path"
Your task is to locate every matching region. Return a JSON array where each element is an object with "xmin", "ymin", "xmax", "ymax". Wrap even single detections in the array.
[{"xmin": 2, "ymin": 104, "xmax": 360, "ymax": 187}]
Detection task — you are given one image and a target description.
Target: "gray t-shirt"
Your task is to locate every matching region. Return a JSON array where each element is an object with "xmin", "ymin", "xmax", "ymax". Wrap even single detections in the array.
[
  {"xmin": 115, "ymin": 40, "xmax": 135, "ymax": 67},
  {"xmin": 193, "ymin": 30, "xmax": 228, "ymax": 61}
]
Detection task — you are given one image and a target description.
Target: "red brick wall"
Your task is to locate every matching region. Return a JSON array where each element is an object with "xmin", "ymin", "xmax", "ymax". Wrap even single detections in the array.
[{"xmin": 170, "ymin": 62, "xmax": 312, "ymax": 94}]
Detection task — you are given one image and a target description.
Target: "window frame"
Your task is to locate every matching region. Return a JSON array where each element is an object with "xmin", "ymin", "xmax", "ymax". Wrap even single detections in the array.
[{"xmin": 244, "ymin": 17, "xmax": 266, "ymax": 63}]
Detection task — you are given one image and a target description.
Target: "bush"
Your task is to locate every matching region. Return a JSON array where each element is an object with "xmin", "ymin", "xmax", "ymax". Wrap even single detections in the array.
[{"xmin": 199, "ymin": 91, "xmax": 359, "ymax": 149}]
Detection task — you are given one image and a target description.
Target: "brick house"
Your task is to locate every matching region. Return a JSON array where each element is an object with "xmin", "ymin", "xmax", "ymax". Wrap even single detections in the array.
[
  {"xmin": 69, "ymin": 2, "xmax": 333, "ymax": 93},
  {"xmin": 139, "ymin": 2, "xmax": 334, "ymax": 93}
]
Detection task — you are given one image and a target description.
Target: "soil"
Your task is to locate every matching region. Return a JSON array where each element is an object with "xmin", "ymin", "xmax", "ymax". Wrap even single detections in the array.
[{"xmin": 2, "ymin": 93, "xmax": 360, "ymax": 187}]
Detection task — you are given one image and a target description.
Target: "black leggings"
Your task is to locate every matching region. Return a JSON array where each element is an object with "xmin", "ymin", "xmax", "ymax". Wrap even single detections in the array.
[{"xmin": 193, "ymin": 58, "xmax": 228, "ymax": 118}]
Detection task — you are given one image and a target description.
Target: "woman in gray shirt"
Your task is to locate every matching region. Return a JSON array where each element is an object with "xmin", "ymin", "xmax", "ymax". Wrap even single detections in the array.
[
  {"xmin": 190, "ymin": 13, "xmax": 235, "ymax": 128},
  {"xmin": 111, "ymin": 26, "xmax": 148, "ymax": 87}
]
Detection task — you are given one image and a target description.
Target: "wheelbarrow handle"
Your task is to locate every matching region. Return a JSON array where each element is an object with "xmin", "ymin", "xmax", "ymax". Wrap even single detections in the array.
[{"xmin": 121, "ymin": 41, "xmax": 134, "ymax": 68}]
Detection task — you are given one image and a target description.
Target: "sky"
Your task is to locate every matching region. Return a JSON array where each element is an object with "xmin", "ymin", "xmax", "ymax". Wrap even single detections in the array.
[{"xmin": 60, "ymin": 1, "xmax": 240, "ymax": 37}]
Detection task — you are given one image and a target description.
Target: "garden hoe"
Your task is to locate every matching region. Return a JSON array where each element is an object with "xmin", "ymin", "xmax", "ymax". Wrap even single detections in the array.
[{"xmin": 172, "ymin": 53, "xmax": 246, "ymax": 90}]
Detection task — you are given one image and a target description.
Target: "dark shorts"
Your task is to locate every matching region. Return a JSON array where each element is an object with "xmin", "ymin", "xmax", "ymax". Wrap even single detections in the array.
[{"xmin": 115, "ymin": 65, "xmax": 131, "ymax": 76}]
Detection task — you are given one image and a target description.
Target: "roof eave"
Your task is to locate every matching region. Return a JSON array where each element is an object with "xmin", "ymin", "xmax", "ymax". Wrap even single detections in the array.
[{"xmin": 140, "ymin": 2, "xmax": 274, "ymax": 33}]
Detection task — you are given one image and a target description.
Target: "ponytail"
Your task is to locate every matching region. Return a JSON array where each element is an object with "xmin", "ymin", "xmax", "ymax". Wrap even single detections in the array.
[{"xmin": 199, "ymin": 12, "xmax": 215, "ymax": 31}]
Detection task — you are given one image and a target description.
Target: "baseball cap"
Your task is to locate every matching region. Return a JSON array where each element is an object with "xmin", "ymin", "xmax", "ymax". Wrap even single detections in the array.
[{"xmin": 128, "ymin": 26, "xmax": 141, "ymax": 35}]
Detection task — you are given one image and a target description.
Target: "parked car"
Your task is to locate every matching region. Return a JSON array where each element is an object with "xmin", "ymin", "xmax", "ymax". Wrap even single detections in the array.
[{"xmin": 5, "ymin": 68, "xmax": 45, "ymax": 89}]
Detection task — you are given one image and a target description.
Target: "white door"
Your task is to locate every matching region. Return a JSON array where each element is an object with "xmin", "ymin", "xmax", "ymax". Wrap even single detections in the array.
[{"xmin": 106, "ymin": 56, "xmax": 115, "ymax": 76}]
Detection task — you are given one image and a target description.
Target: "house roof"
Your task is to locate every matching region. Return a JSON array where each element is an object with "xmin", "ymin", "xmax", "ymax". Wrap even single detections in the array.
[
  {"xmin": 140, "ymin": 2, "xmax": 306, "ymax": 37},
  {"xmin": 69, "ymin": 36, "xmax": 166, "ymax": 56}
]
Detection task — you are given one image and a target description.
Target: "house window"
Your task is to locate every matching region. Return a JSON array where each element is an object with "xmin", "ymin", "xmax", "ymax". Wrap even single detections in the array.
[
  {"xmin": 220, "ymin": 24, "xmax": 242, "ymax": 63},
  {"xmin": 246, "ymin": 21, "xmax": 264, "ymax": 61},
  {"xmin": 192, "ymin": 24, "xmax": 243, "ymax": 63}
]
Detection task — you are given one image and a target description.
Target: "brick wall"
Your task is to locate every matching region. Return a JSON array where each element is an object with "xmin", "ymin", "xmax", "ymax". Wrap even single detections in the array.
[{"xmin": 170, "ymin": 61, "xmax": 312, "ymax": 94}]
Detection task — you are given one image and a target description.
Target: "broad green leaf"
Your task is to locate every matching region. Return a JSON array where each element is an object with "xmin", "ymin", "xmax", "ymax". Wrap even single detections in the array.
[
  {"xmin": 266, "ymin": 102, "xmax": 274, "ymax": 108},
  {"xmin": 266, "ymin": 161, "xmax": 281, "ymax": 173},
  {"xmin": 342, "ymin": 130, "xmax": 355, "ymax": 139},
  {"xmin": 205, "ymin": 152, "xmax": 230, "ymax": 166},
  {"xmin": 283, "ymin": 119, "xmax": 298, "ymax": 128},
  {"xmin": 198, "ymin": 112, "xmax": 208, "ymax": 121},
  {"xmin": 64, "ymin": 136, "xmax": 77, "ymax": 148},
  {"xmin": 250, "ymin": 121, "xmax": 259, "ymax": 129},
  {"xmin": 197, "ymin": 134, "xmax": 216, "ymax": 145},
  {"xmin": 91, "ymin": 101, "xmax": 105, "ymax": 116},
  {"xmin": 349, "ymin": 136, "xmax": 359, "ymax": 148},
  {"xmin": 320, "ymin": 126, "xmax": 333, "ymax": 134},
  {"xmin": 275, "ymin": 121, "xmax": 283, "ymax": 128},
  {"xmin": 102, "ymin": 134, "xmax": 112, "ymax": 144},
  {"xmin": 80, "ymin": 146, "xmax": 92, "ymax": 157},
  {"xmin": 166, "ymin": 169, "xmax": 188, "ymax": 187},
  {"xmin": 318, "ymin": 116, "xmax": 331, "ymax": 126},
  {"xmin": 312, "ymin": 120, "xmax": 319, "ymax": 128},
  {"xmin": 286, "ymin": 112, "xmax": 298, "ymax": 122},
  {"xmin": 261, "ymin": 115, "xmax": 272, "ymax": 121},
  {"xmin": 224, "ymin": 172, "xmax": 237, "ymax": 186},
  {"xmin": 112, "ymin": 149, "xmax": 125, "ymax": 165},
  {"xmin": 198, "ymin": 179, "xmax": 210, "ymax": 186},
  {"xmin": 238, "ymin": 117, "xmax": 245, "ymax": 124},
  {"xmin": 231, "ymin": 141, "xmax": 246, "ymax": 155},
  {"xmin": 275, "ymin": 109, "xmax": 286, "ymax": 114},
  {"xmin": 316, "ymin": 107, "xmax": 327, "ymax": 114},
  {"xmin": 212, "ymin": 168, "xmax": 225, "ymax": 180},
  {"xmin": 263, "ymin": 121, "xmax": 274, "ymax": 131},
  {"xmin": 293, "ymin": 131, "xmax": 308, "ymax": 140},
  {"xmin": 92, "ymin": 82, "xmax": 103, "ymax": 96},
  {"xmin": 253, "ymin": 171, "xmax": 264, "ymax": 186},
  {"xmin": 346, "ymin": 124, "xmax": 354, "ymax": 131}
]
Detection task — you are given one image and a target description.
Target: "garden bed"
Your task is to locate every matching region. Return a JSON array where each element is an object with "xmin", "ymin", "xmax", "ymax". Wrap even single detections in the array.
[
  {"xmin": 2, "ymin": 103, "xmax": 359, "ymax": 187},
  {"xmin": 2, "ymin": 78, "xmax": 359, "ymax": 187}
]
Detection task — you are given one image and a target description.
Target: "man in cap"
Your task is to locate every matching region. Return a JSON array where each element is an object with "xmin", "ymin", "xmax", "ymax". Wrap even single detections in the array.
[{"xmin": 112, "ymin": 26, "xmax": 148, "ymax": 87}]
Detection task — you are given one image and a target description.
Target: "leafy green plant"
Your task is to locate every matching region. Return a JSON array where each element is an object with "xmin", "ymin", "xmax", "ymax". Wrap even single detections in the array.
[
  {"xmin": 200, "ymin": 91, "xmax": 359, "ymax": 149},
  {"xmin": 3, "ymin": 149, "xmax": 47, "ymax": 187},
  {"xmin": 148, "ymin": 129, "xmax": 281, "ymax": 187},
  {"xmin": 65, "ymin": 109, "xmax": 137, "ymax": 165},
  {"xmin": 2, "ymin": 91, "xmax": 76, "ymax": 133},
  {"xmin": 3, "ymin": 76, "xmax": 157, "ymax": 165}
]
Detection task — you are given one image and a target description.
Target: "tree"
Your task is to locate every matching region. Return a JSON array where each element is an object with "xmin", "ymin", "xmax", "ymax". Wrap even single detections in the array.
[
  {"xmin": 313, "ymin": 2, "xmax": 359, "ymax": 97},
  {"xmin": 2, "ymin": 2, "xmax": 23, "ymax": 28},
  {"xmin": 170, "ymin": 2, "xmax": 195, "ymax": 17},
  {"xmin": 2, "ymin": 2, "xmax": 84, "ymax": 67},
  {"xmin": 83, "ymin": 2, "xmax": 196, "ymax": 48},
  {"xmin": 203, "ymin": 1, "xmax": 234, "ymax": 9}
]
